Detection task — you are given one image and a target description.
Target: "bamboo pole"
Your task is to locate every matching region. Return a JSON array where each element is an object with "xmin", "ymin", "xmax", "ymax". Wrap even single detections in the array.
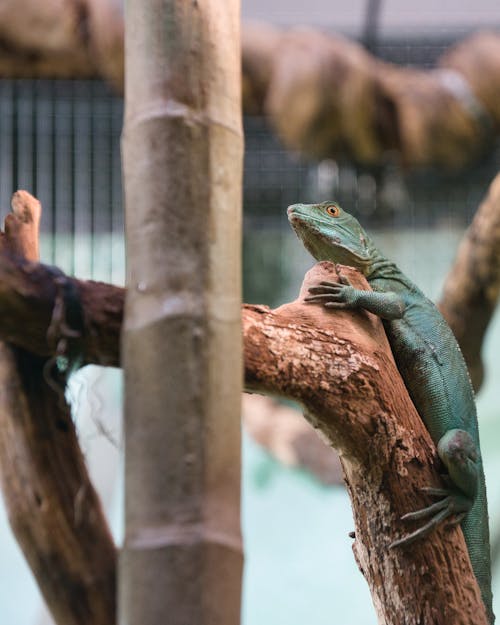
[{"xmin": 120, "ymin": 2, "xmax": 243, "ymax": 624}]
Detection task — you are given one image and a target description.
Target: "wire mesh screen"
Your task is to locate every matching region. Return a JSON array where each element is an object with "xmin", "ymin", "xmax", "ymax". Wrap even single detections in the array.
[
  {"xmin": 243, "ymin": 32, "xmax": 500, "ymax": 226},
  {"xmin": 0, "ymin": 79, "xmax": 124, "ymax": 283},
  {"xmin": 0, "ymin": 58, "xmax": 499, "ymax": 291}
]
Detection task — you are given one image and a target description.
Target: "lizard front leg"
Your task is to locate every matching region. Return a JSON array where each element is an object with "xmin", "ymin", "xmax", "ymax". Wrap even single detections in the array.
[
  {"xmin": 305, "ymin": 275, "xmax": 480, "ymax": 548},
  {"xmin": 305, "ymin": 274, "xmax": 406, "ymax": 320}
]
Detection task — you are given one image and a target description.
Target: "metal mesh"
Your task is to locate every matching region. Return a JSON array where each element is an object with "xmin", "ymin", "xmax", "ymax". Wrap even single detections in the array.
[
  {"xmin": 0, "ymin": 79, "xmax": 123, "ymax": 282},
  {"xmin": 0, "ymin": 36, "xmax": 498, "ymax": 282}
]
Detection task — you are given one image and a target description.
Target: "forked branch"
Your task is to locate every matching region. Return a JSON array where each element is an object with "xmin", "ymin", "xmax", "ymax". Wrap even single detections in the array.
[
  {"xmin": 0, "ymin": 192, "xmax": 489, "ymax": 624},
  {"xmin": 0, "ymin": 191, "xmax": 116, "ymax": 625}
]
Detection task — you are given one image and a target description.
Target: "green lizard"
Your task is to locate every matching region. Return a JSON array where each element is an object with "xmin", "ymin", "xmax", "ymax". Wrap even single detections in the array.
[{"xmin": 287, "ymin": 200, "xmax": 494, "ymax": 622}]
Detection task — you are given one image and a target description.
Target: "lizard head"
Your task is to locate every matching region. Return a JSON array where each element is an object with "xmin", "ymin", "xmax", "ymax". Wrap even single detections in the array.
[{"xmin": 287, "ymin": 201, "xmax": 375, "ymax": 274}]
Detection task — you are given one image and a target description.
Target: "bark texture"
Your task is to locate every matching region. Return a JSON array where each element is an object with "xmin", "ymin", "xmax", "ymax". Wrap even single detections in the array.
[
  {"xmin": 0, "ymin": 189, "xmax": 493, "ymax": 623},
  {"xmin": 244, "ymin": 262, "xmax": 488, "ymax": 625},
  {"xmin": 439, "ymin": 171, "xmax": 500, "ymax": 391},
  {"xmin": 0, "ymin": 191, "xmax": 116, "ymax": 625},
  {"xmin": 120, "ymin": 2, "xmax": 243, "ymax": 625},
  {"xmin": 0, "ymin": 254, "xmax": 122, "ymax": 366}
]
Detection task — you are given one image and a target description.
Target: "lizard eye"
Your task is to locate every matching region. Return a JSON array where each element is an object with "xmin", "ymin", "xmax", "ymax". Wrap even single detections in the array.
[{"xmin": 326, "ymin": 204, "xmax": 340, "ymax": 217}]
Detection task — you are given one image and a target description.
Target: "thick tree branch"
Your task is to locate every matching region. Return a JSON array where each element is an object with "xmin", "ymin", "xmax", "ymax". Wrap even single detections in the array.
[
  {"xmin": 243, "ymin": 262, "xmax": 487, "ymax": 624},
  {"xmin": 0, "ymin": 191, "xmax": 116, "ymax": 625},
  {"xmin": 439, "ymin": 171, "xmax": 500, "ymax": 391},
  {"xmin": 0, "ymin": 192, "xmax": 490, "ymax": 622},
  {"xmin": 0, "ymin": 252, "xmax": 122, "ymax": 366},
  {"xmin": 0, "ymin": 2, "xmax": 500, "ymax": 169},
  {"xmin": 244, "ymin": 26, "xmax": 500, "ymax": 169}
]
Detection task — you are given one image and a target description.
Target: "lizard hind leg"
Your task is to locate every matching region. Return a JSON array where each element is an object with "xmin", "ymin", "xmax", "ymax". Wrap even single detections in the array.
[
  {"xmin": 437, "ymin": 428, "xmax": 479, "ymax": 501},
  {"xmin": 390, "ymin": 429, "xmax": 479, "ymax": 549}
]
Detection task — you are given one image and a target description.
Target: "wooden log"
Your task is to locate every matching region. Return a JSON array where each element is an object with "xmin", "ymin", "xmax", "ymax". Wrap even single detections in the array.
[
  {"xmin": 243, "ymin": 261, "xmax": 487, "ymax": 625},
  {"xmin": 439, "ymin": 172, "xmax": 500, "ymax": 391},
  {"xmin": 0, "ymin": 192, "xmax": 490, "ymax": 623},
  {"xmin": 0, "ymin": 191, "xmax": 116, "ymax": 625}
]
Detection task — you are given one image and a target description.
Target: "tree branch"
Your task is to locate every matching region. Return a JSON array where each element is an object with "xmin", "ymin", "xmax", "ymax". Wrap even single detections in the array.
[
  {"xmin": 0, "ymin": 252, "xmax": 122, "ymax": 366},
  {"xmin": 0, "ymin": 192, "xmax": 489, "ymax": 623},
  {"xmin": 244, "ymin": 25, "xmax": 500, "ymax": 169},
  {"xmin": 0, "ymin": 0, "xmax": 123, "ymax": 88},
  {"xmin": 439, "ymin": 171, "xmax": 500, "ymax": 391},
  {"xmin": 243, "ymin": 262, "xmax": 487, "ymax": 624},
  {"xmin": 0, "ymin": 2, "xmax": 500, "ymax": 169},
  {"xmin": 0, "ymin": 191, "xmax": 116, "ymax": 625}
]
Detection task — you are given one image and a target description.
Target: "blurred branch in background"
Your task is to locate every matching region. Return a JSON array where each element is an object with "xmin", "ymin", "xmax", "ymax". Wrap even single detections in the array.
[
  {"xmin": 439, "ymin": 172, "xmax": 500, "ymax": 391},
  {"xmin": 0, "ymin": 0, "xmax": 123, "ymax": 88},
  {"xmin": 1, "ymin": 0, "xmax": 500, "ymax": 172},
  {"xmin": 243, "ymin": 394, "xmax": 343, "ymax": 485},
  {"xmin": 244, "ymin": 24, "xmax": 500, "ymax": 170}
]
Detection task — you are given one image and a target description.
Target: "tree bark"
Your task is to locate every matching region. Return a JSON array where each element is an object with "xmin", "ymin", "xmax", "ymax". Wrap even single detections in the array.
[
  {"xmin": 0, "ymin": 188, "xmax": 492, "ymax": 622},
  {"xmin": 0, "ymin": 254, "xmax": 122, "ymax": 366},
  {"xmin": 0, "ymin": 229, "xmax": 489, "ymax": 623},
  {"xmin": 120, "ymin": 2, "xmax": 243, "ymax": 625},
  {"xmin": 0, "ymin": 191, "xmax": 116, "ymax": 625},
  {"xmin": 439, "ymin": 171, "xmax": 500, "ymax": 391},
  {"xmin": 244, "ymin": 262, "xmax": 488, "ymax": 625}
]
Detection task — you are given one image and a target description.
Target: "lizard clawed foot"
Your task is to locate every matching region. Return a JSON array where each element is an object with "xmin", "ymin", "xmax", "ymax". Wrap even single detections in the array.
[
  {"xmin": 389, "ymin": 486, "xmax": 472, "ymax": 549},
  {"xmin": 304, "ymin": 277, "xmax": 357, "ymax": 309}
]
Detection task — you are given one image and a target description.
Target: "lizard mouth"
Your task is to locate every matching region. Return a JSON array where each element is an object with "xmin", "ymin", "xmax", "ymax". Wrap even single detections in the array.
[{"xmin": 287, "ymin": 207, "xmax": 371, "ymax": 269}]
